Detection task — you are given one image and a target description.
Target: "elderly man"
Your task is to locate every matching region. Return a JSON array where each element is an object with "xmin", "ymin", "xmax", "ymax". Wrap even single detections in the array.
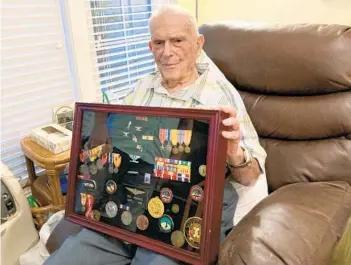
[{"xmin": 45, "ymin": 5, "xmax": 267, "ymax": 265}]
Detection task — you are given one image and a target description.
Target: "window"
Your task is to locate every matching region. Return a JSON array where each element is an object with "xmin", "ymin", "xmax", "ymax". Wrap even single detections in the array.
[
  {"xmin": 1, "ymin": 0, "xmax": 75, "ymax": 179},
  {"xmin": 65, "ymin": 0, "xmax": 173, "ymax": 103}
]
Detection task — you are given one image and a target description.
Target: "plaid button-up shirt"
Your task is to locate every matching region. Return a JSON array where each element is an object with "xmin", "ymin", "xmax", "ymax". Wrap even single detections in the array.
[{"xmin": 125, "ymin": 51, "xmax": 268, "ymax": 224}]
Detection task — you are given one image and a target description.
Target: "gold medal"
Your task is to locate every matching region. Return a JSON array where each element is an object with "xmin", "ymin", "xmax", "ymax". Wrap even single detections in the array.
[
  {"xmin": 171, "ymin": 230, "xmax": 185, "ymax": 248},
  {"xmin": 199, "ymin": 165, "xmax": 206, "ymax": 177},
  {"xmin": 184, "ymin": 130, "xmax": 192, "ymax": 153},
  {"xmin": 93, "ymin": 210, "xmax": 101, "ymax": 221},
  {"xmin": 171, "ymin": 204, "xmax": 180, "ymax": 214},
  {"xmin": 147, "ymin": 196, "xmax": 164, "ymax": 218},
  {"xmin": 184, "ymin": 217, "xmax": 202, "ymax": 249},
  {"xmin": 171, "ymin": 129, "xmax": 179, "ymax": 154}
]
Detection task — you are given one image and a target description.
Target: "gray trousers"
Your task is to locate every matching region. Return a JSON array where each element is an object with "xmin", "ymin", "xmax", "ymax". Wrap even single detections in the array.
[{"xmin": 44, "ymin": 181, "xmax": 238, "ymax": 265}]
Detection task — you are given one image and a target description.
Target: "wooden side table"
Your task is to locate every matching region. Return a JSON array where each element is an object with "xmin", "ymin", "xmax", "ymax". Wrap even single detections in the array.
[{"xmin": 20, "ymin": 137, "xmax": 70, "ymax": 227}]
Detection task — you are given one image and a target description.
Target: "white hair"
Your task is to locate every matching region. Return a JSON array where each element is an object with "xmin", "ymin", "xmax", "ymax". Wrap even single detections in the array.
[{"xmin": 149, "ymin": 4, "xmax": 199, "ymax": 35}]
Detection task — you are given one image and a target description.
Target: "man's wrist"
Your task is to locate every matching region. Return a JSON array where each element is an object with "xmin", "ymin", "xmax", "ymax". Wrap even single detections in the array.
[
  {"xmin": 227, "ymin": 147, "xmax": 245, "ymax": 166},
  {"xmin": 227, "ymin": 147, "xmax": 253, "ymax": 169}
]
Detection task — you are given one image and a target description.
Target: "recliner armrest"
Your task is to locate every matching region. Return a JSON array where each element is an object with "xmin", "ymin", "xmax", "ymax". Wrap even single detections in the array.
[{"xmin": 219, "ymin": 181, "xmax": 351, "ymax": 265}]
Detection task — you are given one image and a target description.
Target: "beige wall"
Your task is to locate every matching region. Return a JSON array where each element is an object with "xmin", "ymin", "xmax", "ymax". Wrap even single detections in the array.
[{"xmin": 180, "ymin": 0, "xmax": 351, "ymax": 26}]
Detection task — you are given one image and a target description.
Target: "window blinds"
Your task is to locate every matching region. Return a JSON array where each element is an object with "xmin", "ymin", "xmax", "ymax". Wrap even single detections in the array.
[
  {"xmin": 84, "ymin": 0, "xmax": 172, "ymax": 103},
  {"xmin": 1, "ymin": 0, "xmax": 75, "ymax": 179}
]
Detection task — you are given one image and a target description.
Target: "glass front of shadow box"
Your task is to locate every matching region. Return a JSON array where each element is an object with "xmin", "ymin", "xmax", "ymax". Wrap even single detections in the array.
[{"xmin": 74, "ymin": 110, "xmax": 210, "ymax": 252}]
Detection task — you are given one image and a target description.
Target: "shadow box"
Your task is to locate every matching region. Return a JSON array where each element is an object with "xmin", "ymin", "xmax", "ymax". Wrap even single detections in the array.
[{"xmin": 65, "ymin": 102, "xmax": 228, "ymax": 265}]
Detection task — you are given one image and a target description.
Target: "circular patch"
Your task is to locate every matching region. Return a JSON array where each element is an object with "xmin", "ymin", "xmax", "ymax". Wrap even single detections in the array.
[
  {"xmin": 160, "ymin": 188, "xmax": 173, "ymax": 203},
  {"xmin": 171, "ymin": 230, "xmax": 185, "ymax": 248},
  {"xmin": 190, "ymin": 186, "xmax": 204, "ymax": 202},
  {"xmin": 159, "ymin": 214, "xmax": 174, "ymax": 233},
  {"xmin": 121, "ymin": 211, "xmax": 132, "ymax": 226},
  {"xmin": 105, "ymin": 201, "xmax": 118, "ymax": 218},
  {"xmin": 148, "ymin": 196, "xmax": 164, "ymax": 218},
  {"xmin": 136, "ymin": 215, "xmax": 149, "ymax": 231},
  {"xmin": 171, "ymin": 204, "xmax": 180, "ymax": 214},
  {"xmin": 183, "ymin": 217, "xmax": 202, "ymax": 249},
  {"xmin": 105, "ymin": 180, "xmax": 117, "ymax": 195},
  {"xmin": 92, "ymin": 210, "xmax": 101, "ymax": 221},
  {"xmin": 198, "ymin": 165, "xmax": 206, "ymax": 177}
]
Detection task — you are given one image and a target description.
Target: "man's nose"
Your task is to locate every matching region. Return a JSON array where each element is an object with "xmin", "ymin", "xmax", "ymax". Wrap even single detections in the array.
[{"xmin": 162, "ymin": 41, "xmax": 172, "ymax": 57}]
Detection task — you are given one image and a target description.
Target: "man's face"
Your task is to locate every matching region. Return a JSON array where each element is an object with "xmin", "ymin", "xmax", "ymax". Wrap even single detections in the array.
[{"xmin": 149, "ymin": 13, "xmax": 204, "ymax": 84}]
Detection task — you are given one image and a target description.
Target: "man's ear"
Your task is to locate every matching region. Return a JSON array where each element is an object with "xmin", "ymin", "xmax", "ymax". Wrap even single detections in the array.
[
  {"xmin": 196, "ymin": 34, "xmax": 205, "ymax": 54},
  {"xmin": 149, "ymin": 40, "xmax": 153, "ymax": 51}
]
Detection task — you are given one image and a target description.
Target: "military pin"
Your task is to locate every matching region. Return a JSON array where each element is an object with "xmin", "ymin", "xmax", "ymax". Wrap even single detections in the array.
[
  {"xmin": 105, "ymin": 180, "xmax": 117, "ymax": 195},
  {"xmin": 92, "ymin": 210, "xmax": 101, "ymax": 221},
  {"xmin": 144, "ymin": 173, "xmax": 151, "ymax": 184},
  {"xmin": 199, "ymin": 165, "xmax": 206, "ymax": 177},
  {"xmin": 80, "ymin": 193, "xmax": 87, "ymax": 212},
  {"xmin": 160, "ymin": 188, "xmax": 173, "ymax": 204},
  {"xmin": 89, "ymin": 163, "xmax": 98, "ymax": 175},
  {"xmin": 136, "ymin": 215, "xmax": 149, "ymax": 231},
  {"xmin": 171, "ymin": 204, "xmax": 180, "ymax": 214},
  {"xmin": 96, "ymin": 158, "xmax": 103, "ymax": 170},
  {"xmin": 85, "ymin": 194, "xmax": 94, "ymax": 219},
  {"xmin": 148, "ymin": 196, "xmax": 164, "ymax": 219},
  {"xmin": 171, "ymin": 230, "xmax": 185, "ymax": 248},
  {"xmin": 105, "ymin": 201, "xmax": 118, "ymax": 218},
  {"xmin": 159, "ymin": 214, "xmax": 174, "ymax": 233},
  {"xmin": 184, "ymin": 217, "xmax": 202, "ymax": 249},
  {"xmin": 121, "ymin": 211, "xmax": 133, "ymax": 226},
  {"xmin": 190, "ymin": 186, "xmax": 204, "ymax": 202}
]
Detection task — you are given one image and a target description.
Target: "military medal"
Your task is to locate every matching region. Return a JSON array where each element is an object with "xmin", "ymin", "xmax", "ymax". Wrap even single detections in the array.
[
  {"xmin": 171, "ymin": 204, "xmax": 180, "ymax": 214},
  {"xmin": 92, "ymin": 210, "xmax": 101, "ymax": 221},
  {"xmin": 160, "ymin": 188, "xmax": 173, "ymax": 204},
  {"xmin": 190, "ymin": 186, "xmax": 204, "ymax": 202},
  {"xmin": 89, "ymin": 163, "xmax": 98, "ymax": 175},
  {"xmin": 178, "ymin": 130, "xmax": 185, "ymax": 153},
  {"xmin": 136, "ymin": 215, "xmax": 149, "ymax": 230},
  {"xmin": 199, "ymin": 165, "xmax": 206, "ymax": 177},
  {"xmin": 184, "ymin": 130, "xmax": 192, "ymax": 153},
  {"xmin": 121, "ymin": 211, "xmax": 133, "ymax": 226},
  {"xmin": 171, "ymin": 230, "xmax": 185, "ymax": 248},
  {"xmin": 85, "ymin": 194, "xmax": 94, "ymax": 218},
  {"xmin": 105, "ymin": 180, "xmax": 117, "ymax": 194},
  {"xmin": 108, "ymin": 153, "xmax": 114, "ymax": 173},
  {"xmin": 80, "ymin": 193, "xmax": 87, "ymax": 212},
  {"xmin": 184, "ymin": 217, "xmax": 202, "ymax": 249},
  {"xmin": 105, "ymin": 201, "xmax": 118, "ymax": 218},
  {"xmin": 113, "ymin": 153, "xmax": 122, "ymax": 173},
  {"xmin": 171, "ymin": 129, "xmax": 179, "ymax": 154},
  {"xmin": 159, "ymin": 129, "xmax": 166, "ymax": 150},
  {"xmin": 159, "ymin": 214, "xmax": 174, "ymax": 233},
  {"xmin": 96, "ymin": 158, "xmax": 103, "ymax": 170},
  {"xmin": 148, "ymin": 196, "xmax": 164, "ymax": 218},
  {"xmin": 166, "ymin": 129, "xmax": 172, "ymax": 152}
]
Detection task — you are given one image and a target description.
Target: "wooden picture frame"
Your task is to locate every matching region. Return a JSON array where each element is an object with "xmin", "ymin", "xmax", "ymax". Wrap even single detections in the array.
[{"xmin": 65, "ymin": 102, "xmax": 228, "ymax": 265}]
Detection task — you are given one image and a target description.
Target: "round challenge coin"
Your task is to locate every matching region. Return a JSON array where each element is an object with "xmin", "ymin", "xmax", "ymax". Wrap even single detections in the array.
[
  {"xmin": 183, "ymin": 217, "xmax": 202, "ymax": 249},
  {"xmin": 159, "ymin": 214, "xmax": 174, "ymax": 233},
  {"xmin": 105, "ymin": 180, "xmax": 117, "ymax": 194},
  {"xmin": 136, "ymin": 215, "xmax": 149, "ymax": 231},
  {"xmin": 190, "ymin": 186, "xmax": 204, "ymax": 202},
  {"xmin": 198, "ymin": 165, "xmax": 206, "ymax": 177},
  {"xmin": 148, "ymin": 196, "xmax": 164, "ymax": 218},
  {"xmin": 105, "ymin": 201, "xmax": 118, "ymax": 218},
  {"xmin": 171, "ymin": 204, "xmax": 179, "ymax": 214},
  {"xmin": 121, "ymin": 211, "xmax": 132, "ymax": 226},
  {"xmin": 171, "ymin": 230, "xmax": 185, "ymax": 248},
  {"xmin": 160, "ymin": 188, "xmax": 173, "ymax": 203}
]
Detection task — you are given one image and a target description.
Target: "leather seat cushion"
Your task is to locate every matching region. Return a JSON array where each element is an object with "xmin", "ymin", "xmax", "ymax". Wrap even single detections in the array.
[{"xmin": 219, "ymin": 181, "xmax": 351, "ymax": 265}]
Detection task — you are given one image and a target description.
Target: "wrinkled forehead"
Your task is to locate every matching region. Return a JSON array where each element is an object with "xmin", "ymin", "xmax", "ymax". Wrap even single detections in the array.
[{"xmin": 149, "ymin": 13, "xmax": 196, "ymax": 38}]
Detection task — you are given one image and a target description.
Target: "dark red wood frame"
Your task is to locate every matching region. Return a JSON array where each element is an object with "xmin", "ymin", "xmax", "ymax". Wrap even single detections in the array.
[{"xmin": 66, "ymin": 102, "xmax": 228, "ymax": 265}]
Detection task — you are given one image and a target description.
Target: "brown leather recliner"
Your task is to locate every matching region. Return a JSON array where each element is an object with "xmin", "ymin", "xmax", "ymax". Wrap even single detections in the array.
[
  {"xmin": 46, "ymin": 23, "xmax": 351, "ymax": 264},
  {"xmin": 199, "ymin": 22, "xmax": 351, "ymax": 265}
]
